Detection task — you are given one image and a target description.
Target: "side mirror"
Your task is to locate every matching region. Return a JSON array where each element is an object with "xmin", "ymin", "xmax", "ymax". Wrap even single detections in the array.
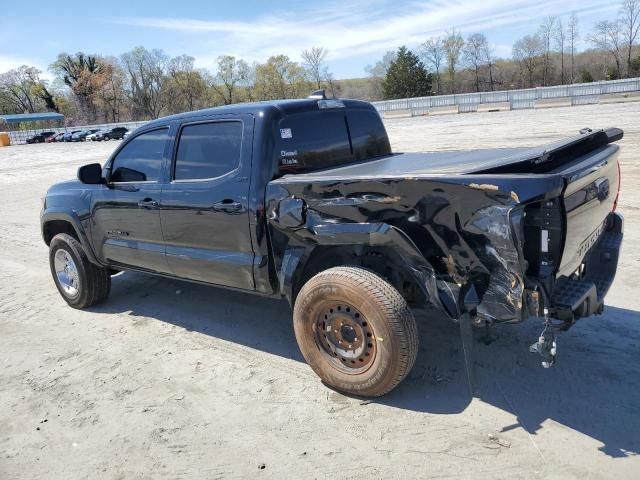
[{"xmin": 77, "ymin": 163, "xmax": 104, "ymax": 184}]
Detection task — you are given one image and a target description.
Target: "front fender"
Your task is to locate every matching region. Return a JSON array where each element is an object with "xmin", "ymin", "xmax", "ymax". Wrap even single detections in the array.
[{"xmin": 41, "ymin": 208, "xmax": 100, "ymax": 266}]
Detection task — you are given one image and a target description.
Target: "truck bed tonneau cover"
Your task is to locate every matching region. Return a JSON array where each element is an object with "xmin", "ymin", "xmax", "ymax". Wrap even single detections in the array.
[{"xmin": 276, "ymin": 129, "xmax": 622, "ymax": 180}]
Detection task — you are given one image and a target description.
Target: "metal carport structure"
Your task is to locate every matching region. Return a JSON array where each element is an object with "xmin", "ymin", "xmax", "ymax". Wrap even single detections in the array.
[{"xmin": 0, "ymin": 112, "xmax": 65, "ymax": 145}]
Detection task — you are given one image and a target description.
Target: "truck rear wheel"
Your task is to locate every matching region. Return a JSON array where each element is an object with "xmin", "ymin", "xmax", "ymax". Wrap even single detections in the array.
[
  {"xmin": 293, "ymin": 266, "xmax": 418, "ymax": 397},
  {"xmin": 49, "ymin": 233, "xmax": 111, "ymax": 309}
]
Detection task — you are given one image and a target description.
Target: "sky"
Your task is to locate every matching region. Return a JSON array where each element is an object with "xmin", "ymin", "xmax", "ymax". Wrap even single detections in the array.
[{"xmin": 0, "ymin": 0, "xmax": 622, "ymax": 80}]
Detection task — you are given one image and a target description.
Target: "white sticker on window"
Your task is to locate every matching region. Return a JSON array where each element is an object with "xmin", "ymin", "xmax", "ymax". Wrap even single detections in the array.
[{"xmin": 280, "ymin": 128, "xmax": 292, "ymax": 139}]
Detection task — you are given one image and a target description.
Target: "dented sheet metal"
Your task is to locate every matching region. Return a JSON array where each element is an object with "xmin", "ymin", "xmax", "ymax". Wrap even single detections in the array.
[
  {"xmin": 266, "ymin": 172, "xmax": 564, "ymax": 324},
  {"xmin": 465, "ymin": 204, "xmax": 524, "ymax": 322}
]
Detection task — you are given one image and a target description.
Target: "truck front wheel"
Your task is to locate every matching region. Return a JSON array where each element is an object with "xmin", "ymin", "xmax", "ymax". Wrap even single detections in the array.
[
  {"xmin": 293, "ymin": 266, "xmax": 418, "ymax": 397},
  {"xmin": 49, "ymin": 233, "xmax": 111, "ymax": 309}
]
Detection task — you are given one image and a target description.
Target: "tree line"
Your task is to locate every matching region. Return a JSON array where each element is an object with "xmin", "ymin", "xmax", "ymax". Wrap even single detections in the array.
[
  {"xmin": 376, "ymin": 1, "xmax": 640, "ymax": 99},
  {"xmin": 0, "ymin": 47, "xmax": 333, "ymax": 124},
  {"xmin": 0, "ymin": 0, "xmax": 639, "ymax": 122}
]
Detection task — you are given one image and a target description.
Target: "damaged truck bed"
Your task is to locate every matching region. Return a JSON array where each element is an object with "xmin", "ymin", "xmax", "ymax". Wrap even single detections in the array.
[
  {"xmin": 42, "ymin": 94, "xmax": 623, "ymax": 396},
  {"xmin": 269, "ymin": 126, "xmax": 622, "ymax": 325}
]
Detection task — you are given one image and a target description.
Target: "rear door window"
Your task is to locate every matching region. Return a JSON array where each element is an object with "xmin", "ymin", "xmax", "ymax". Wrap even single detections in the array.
[{"xmin": 174, "ymin": 121, "xmax": 243, "ymax": 180}]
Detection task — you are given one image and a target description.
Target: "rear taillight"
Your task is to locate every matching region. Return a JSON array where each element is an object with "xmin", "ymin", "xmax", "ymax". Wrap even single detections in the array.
[{"xmin": 613, "ymin": 161, "xmax": 621, "ymax": 212}]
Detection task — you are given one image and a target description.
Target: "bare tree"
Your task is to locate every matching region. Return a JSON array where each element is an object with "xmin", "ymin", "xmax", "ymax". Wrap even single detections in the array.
[
  {"xmin": 243, "ymin": 62, "xmax": 259, "ymax": 102},
  {"xmin": 554, "ymin": 18, "xmax": 567, "ymax": 84},
  {"xmin": 420, "ymin": 37, "xmax": 444, "ymax": 93},
  {"xmin": 590, "ymin": 20, "xmax": 625, "ymax": 79},
  {"xmin": 620, "ymin": 0, "xmax": 640, "ymax": 76},
  {"xmin": 211, "ymin": 55, "xmax": 250, "ymax": 105},
  {"xmin": 96, "ymin": 57, "xmax": 126, "ymax": 122},
  {"xmin": 513, "ymin": 34, "xmax": 544, "ymax": 87},
  {"xmin": 166, "ymin": 55, "xmax": 208, "ymax": 113},
  {"xmin": 443, "ymin": 30, "xmax": 465, "ymax": 93},
  {"xmin": 120, "ymin": 47, "xmax": 169, "ymax": 119},
  {"xmin": 568, "ymin": 12, "xmax": 580, "ymax": 83},
  {"xmin": 539, "ymin": 16, "xmax": 557, "ymax": 86},
  {"xmin": 482, "ymin": 40, "xmax": 496, "ymax": 91},
  {"xmin": 463, "ymin": 33, "xmax": 488, "ymax": 92},
  {"xmin": 301, "ymin": 47, "xmax": 328, "ymax": 89},
  {"xmin": 322, "ymin": 66, "xmax": 337, "ymax": 97},
  {"xmin": 365, "ymin": 51, "xmax": 396, "ymax": 100},
  {"xmin": 0, "ymin": 66, "xmax": 46, "ymax": 113}
]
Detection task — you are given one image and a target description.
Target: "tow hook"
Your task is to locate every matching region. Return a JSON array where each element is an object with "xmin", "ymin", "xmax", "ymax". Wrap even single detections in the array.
[{"xmin": 529, "ymin": 308, "xmax": 557, "ymax": 368}]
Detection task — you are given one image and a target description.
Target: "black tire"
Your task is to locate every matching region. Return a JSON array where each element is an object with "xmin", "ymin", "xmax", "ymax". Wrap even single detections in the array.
[
  {"xmin": 49, "ymin": 233, "xmax": 111, "ymax": 309},
  {"xmin": 293, "ymin": 266, "xmax": 418, "ymax": 397}
]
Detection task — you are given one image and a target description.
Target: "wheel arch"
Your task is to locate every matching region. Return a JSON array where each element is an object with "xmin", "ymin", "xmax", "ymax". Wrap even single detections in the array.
[
  {"xmin": 279, "ymin": 223, "xmax": 441, "ymax": 311},
  {"xmin": 41, "ymin": 209, "xmax": 101, "ymax": 265}
]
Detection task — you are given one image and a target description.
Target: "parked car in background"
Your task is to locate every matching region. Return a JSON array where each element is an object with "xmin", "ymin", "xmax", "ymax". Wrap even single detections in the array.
[
  {"xmin": 96, "ymin": 127, "xmax": 128, "ymax": 141},
  {"xmin": 70, "ymin": 129, "xmax": 100, "ymax": 142},
  {"xmin": 122, "ymin": 130, "xmax": 132, "ymax": 140},
  {"xmin": 45, "ymin": 132, "xmax": 65, "ymax": 143},
  {"xmin": 87, "ymin": 129, "xmax": 107, "ymax": 141},
  {"xmin": 26, "ymin": 131, "xmax": 56, "ymax": 144},
  {"xmin": 62, "ymin": 130, "xmax": 82, "ymax": 142}
]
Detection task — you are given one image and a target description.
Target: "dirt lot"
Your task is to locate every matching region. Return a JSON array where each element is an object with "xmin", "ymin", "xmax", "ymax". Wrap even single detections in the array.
[{"xmin": 1, "ymin": 103, "xmax": 639, "ymax": 479}]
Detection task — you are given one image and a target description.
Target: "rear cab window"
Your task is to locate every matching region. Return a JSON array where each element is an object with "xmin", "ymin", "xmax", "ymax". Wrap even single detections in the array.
[{"xmin": 276, "ymin": 107, "xmax": 390, "ymax": 175}]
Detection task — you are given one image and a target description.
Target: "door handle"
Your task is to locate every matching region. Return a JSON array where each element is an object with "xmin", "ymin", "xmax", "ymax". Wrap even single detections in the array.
[
  {"xmin": 137, "ymin": 198, "xmax": 158, "ymax": 208},
  {"xmin": 212, "ymin": 199, "xmax": 243, "ymax": 212}
]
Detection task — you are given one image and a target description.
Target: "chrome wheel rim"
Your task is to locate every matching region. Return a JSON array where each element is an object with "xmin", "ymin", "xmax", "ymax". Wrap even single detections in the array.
[{"xmin": 54, "ymin": 249, "xmax": 80, "ymax": 298}]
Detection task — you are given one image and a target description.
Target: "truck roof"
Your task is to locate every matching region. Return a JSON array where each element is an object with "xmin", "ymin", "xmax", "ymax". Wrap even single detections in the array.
[{"xmin": 144, "ymin": 98, "xmax": 377, "ymax": 127}]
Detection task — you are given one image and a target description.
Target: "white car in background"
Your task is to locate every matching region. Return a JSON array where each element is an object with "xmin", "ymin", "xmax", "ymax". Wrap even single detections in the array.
[{"xmin": 87, "ymin": 129, "xmax": 107, "ymax": 141}]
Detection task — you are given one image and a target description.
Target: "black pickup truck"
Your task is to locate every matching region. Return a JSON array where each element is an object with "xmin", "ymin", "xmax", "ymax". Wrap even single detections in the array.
[{"xmin": 41, "ymin": 94, "xmax": 623, "ymax": 396}]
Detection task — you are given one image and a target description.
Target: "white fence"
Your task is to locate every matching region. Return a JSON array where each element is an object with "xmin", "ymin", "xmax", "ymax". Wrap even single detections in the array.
[{"xmin": 372, "ymin": 77, "xmax": 640, "ymax": 115}]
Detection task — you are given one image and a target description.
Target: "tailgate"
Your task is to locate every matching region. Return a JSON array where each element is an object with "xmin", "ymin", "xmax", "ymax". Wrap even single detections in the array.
[{"xmin": 557, "ymin": 142, "xmax": 620, "ymax": 277}]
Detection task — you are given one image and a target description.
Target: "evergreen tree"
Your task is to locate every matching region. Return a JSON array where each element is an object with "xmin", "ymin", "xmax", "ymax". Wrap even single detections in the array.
[{"xmin": 382, "ymin": 46, "xmax": 432, "ymax": 100}]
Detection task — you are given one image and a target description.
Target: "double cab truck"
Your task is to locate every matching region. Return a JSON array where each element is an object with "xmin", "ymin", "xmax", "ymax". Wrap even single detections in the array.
[{"xmin": 41, "ymin": 93, "xmax": 623, "ymax": 396}]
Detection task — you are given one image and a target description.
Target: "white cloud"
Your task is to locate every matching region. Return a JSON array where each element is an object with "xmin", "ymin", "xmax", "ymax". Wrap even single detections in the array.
[
  {"xmin": 0, "ymin": 54, "xmax": 37, "ymax": 73},
  {"xmin": 113, "ymin": 0, "xmax": 617, "ymax": 68},
  {"xmin": 0, "ymin": 54, "xmax": 53, "ymax": 80}
]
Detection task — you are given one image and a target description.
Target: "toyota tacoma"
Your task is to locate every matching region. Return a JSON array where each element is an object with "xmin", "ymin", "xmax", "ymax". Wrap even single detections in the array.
[{"xmin": 41, "ymin": 92, "xmax": 624, "ymax": 396}]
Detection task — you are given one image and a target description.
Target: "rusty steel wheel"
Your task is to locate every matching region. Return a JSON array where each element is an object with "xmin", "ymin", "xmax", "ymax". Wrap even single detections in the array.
[
  {"xmin": 315, "ymin": 303, "xmax": 377, "ymax": 373},
  {"xmin": 294, "ymin": 266, "xmax": 418, "ymax": 397}
]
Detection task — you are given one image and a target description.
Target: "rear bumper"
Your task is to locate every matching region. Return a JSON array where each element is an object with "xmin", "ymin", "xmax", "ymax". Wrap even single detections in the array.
[{"xmin": 551, "ymin": 212, "xmax": 623, "ymax": 321}]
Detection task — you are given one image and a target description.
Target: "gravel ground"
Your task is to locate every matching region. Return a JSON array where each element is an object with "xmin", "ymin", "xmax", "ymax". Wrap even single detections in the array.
[{"xmin": 1, "ymin": 102, "xmax": 639, "ymax": 479}]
